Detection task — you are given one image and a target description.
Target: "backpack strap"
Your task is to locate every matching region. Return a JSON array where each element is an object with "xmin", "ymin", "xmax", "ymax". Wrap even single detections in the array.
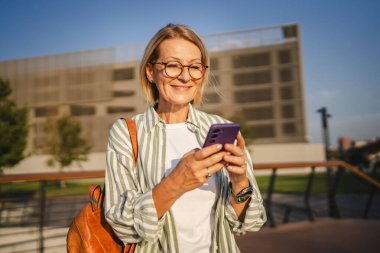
[
  {"xmin": 124, "ymin": 118, "xmax": 138, "ymax": 167},
  {"xmin": 89, "ymin": 118, "xmax": 138, "ymax": 209}
]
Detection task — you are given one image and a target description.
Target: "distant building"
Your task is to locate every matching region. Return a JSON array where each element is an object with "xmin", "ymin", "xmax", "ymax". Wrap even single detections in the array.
[{"xmin": 0, "ymin": 24, "xmax": 307, "ymax": 155}]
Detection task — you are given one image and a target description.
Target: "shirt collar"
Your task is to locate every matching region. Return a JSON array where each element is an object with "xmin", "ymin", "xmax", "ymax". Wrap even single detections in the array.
[{"xmin": 142, "ymin": 103, "xmax": 202, "ymax": 133}]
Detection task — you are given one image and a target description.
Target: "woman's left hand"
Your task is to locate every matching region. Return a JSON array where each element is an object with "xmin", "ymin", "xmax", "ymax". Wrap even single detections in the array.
[{"xmin": 223, "ymin": 133, "xmax": 250, "ymax": 194}]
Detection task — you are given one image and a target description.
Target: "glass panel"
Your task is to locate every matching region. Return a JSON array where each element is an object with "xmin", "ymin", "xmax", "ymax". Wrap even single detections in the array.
[
  {"xmin": 113, "ymin": 68, "xmax": 134, "ymax": 81},
  {"xmin": 243, "ymin": 106, "xmax": 273, "ymax": 120},
  {"xmin": 252, "ymin": 124, "xmax": 275, "ymax": 138},
  {"xmin": 234, "ymin": 71, "xmax": 272, "ymax": 86},
  {"xmin": 107, "ymin": 106, "xmax": 135, "ymax": 114},
  {"xmin": 278, "ymin": 50, "xmax": 292, "ymax": 64},
  {"xmin": 282, "ymin": 104, "xmax": 295, "ymax": 118},
  {"xmin": 233, "ymin": 52, "xmax": 270, "ymax": 68},
  {"xmin": 235, "ymin": 89, "xmax": 272, "ymax": 103}
]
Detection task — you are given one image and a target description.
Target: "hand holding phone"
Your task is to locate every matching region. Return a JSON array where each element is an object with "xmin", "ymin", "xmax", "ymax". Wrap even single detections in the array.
[{"xmin": 203, "ymin": 123, "xmax": 240, "ymax": 148}]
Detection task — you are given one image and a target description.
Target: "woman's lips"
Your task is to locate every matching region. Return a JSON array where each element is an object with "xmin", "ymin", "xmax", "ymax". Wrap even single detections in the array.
[{"xmin": 171, "ymin": 85, "xmax": 192, "ymax": 91}]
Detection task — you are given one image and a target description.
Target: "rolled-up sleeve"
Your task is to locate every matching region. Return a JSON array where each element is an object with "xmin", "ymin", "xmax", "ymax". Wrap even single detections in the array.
[
  {"xmin": 224, "ymin": 150, "xmax": 267, "ymax": 235},
  {"xmin": 104, "ymin": 120, "xmax": 166, "ymax": 244}
]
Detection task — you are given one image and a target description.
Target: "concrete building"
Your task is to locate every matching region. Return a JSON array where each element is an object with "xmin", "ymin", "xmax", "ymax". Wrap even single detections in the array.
[{"xmin": 0, "ymin": 24, "xmax": 324, "ymax": 173}]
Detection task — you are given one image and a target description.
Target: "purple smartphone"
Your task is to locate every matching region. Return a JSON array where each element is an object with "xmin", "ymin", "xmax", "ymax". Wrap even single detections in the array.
[{"xmin": 203, "ymin": 123, "xmax": 240, "ymax": 148}]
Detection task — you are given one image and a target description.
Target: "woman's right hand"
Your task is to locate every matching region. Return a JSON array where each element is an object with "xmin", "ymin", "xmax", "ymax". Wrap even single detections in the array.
[
  {"xmin": 152, "ymin": 144, "xmax": 227, "ymax": 218},
  {"xmin": 168, "ymin": 144, "xmax": 228, "ymax": 195}
]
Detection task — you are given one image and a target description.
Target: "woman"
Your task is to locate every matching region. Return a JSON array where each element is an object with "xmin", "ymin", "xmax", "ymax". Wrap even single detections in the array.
[{"xmin": 105, "ymin": 24, "xmax": 266, "ymax": 252}]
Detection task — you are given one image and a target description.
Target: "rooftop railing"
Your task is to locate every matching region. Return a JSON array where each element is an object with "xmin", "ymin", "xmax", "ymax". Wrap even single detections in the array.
[{"xmin": 0, "ymin": 24, "xmax": 299, "ymax": 74}]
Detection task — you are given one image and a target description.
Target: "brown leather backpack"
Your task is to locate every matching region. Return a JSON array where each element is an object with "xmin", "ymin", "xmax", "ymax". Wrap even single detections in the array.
[{"xmin": 67, "ymin": 118, "xmax": 138, "ymax": 253}]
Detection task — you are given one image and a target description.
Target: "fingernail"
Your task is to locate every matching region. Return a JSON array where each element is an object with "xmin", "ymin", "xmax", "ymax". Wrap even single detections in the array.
[{"xmin": 217, "ymin": 144, "xmax": 222, "ymax": 149}]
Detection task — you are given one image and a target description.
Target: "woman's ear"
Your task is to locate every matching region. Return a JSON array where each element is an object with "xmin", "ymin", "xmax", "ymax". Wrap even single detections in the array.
[{"xmin": 146, "ymin": 63, "xmax": 154, "ymax": 83}]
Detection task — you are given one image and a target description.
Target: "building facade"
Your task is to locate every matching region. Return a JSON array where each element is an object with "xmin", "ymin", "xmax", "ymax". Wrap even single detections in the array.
[{"xmin": 0, "ymin": 24, "xmax": 307, "ymax": 155}]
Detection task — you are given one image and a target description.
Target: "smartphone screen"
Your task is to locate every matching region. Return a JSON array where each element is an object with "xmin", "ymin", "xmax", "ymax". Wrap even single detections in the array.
[{"xmin": 203, "ymin": 123, "xmax": 240, "ymax": 148}]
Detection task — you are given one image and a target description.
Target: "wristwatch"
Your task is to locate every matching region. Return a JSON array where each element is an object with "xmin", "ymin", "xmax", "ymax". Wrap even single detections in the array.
[{"xmin": 229, "ymin": 182, "xmax": 253, "ymax": 203}]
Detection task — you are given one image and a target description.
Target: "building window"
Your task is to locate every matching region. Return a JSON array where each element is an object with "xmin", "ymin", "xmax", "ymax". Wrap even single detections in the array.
[
  {"xmin": 113, "ymin": 90, "xmax": 135, "ymax": 97},
  {"xmin": 234, "ymin": 71, "xmax": 272, "ymax": 86},
  {"xmin": 35, "ymin": 106, "xmax": 58, "ymax": 117},
  {"xmin": 66, "ymin": 70, "xmax": 94, "ymax": 85},
  {"xmin": 279, "ymin": 68, "xmax": 293, "ymax": 82},
  {"xmin": 283, "ymin": 122, "xmax": 297, "ymax": 135},
  {"xmin": 252, "ymin": 124, "xmax": 275, "ymax": 138},
  {"xmin": 280, "ymin": 86, "xmax": 293, "ymax": 100},
  {"xmin": 234, "ymin": 88, "xmax": 272, "ymax": 103},
  {"xmin": 210, "ymin": 58, "xmax": 219, "ymax": 70},
  {"xmin": 204, "ymin": 92, "xmax": 221, "ymax": 103},
  {"xmin": 233, "ymin": 52, "xmax": 270, "ymax": 68},
  {"xmin": 113, "ymin": 68, "xmax": 134, "ymax": 81},
  {"xmin": 70, "ymin": 105, "xmax": 96, "ymax": 116},
  {"xmin": 34, "ymin": 75, "xmax": 59, "ymax": 88},
  {"xmin": 243, "ymin": 106, "xmax": 273, "ymax": 120},
  {"xmin": 278, "ymin": 50, "xmax": 292, "ymax": 64},
  {"xmin": 107, "ymin": 106, "xmax": 135, "ymax": 114},
  {"xmin": 282, "ymin": 104, "xmax": 295, "ymax": 118}
]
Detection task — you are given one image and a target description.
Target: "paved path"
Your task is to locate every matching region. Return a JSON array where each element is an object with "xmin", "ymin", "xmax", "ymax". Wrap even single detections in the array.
[
  {"xmin": 1, "ymin": 219, "xmax": 379, "ymax": 252},
  {"xmin": 236, "ymin": 218, "xmax": 380, "ymax": 253}
]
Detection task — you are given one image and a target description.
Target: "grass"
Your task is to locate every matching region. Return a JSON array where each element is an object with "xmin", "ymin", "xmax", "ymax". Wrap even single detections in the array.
[
  {"xmin": 256, "ymin": 172, "xmax": 380, "ymax": 195},
  {"xmin": 0, "ymin": 180, "xmax": 104, "ymax": 198}
]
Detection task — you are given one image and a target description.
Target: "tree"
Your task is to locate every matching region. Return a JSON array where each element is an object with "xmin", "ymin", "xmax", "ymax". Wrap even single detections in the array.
[
  {"xmin": 0, "ymin": 78, "xmax": 28, "ymax": 174},
  {"xmin": 45, "ymin": 115, "xmax": 91, "ymax": 177}
]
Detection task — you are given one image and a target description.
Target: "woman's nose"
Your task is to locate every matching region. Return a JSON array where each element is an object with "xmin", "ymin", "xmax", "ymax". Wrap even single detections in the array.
[{"xmin": 178, "ymin": 66, "xmax": 191, "ymax": 82}]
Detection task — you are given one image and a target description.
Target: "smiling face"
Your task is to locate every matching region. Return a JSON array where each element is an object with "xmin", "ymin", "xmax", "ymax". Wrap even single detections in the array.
[{"xmin": 146, "ymin": 38, "xmax": 203, "ymax": 111}]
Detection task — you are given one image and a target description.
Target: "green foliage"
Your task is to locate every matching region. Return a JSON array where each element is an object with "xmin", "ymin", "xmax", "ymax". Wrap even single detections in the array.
[
  {"xmin": 0, "ymin": 78, "xmax": 28, "ymax": 173},
  {"xmin": 45, "ymin": 115, "xmax": 91, "ymax": 171}
]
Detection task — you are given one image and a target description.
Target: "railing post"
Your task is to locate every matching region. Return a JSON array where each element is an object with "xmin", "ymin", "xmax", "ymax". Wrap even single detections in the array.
[
  {"xmin": 304, "ymin": 166, "xmax": 315, "ymax": 221},
  {"xmin": 326, "ymin": 166, "xmax": 341, "ymax": 218},
  {"xmin": 265, "ymin": 168, "xmax": 277, "ymax": 227},
  {"xmin": 39, "ymin": 181, "xmax": 46, "ymax": 253},
  {"xmin": 363, "ymin": 185, "xmax": 377, "ymax": 219}
]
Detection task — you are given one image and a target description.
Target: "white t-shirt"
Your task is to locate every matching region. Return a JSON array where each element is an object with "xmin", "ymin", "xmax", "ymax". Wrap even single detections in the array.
[{"xmin": 164, "ymin": 123, "xmax": 218, "ymax": 253}]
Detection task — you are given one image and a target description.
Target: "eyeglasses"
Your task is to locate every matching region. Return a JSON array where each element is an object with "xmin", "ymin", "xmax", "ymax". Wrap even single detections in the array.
[{"xmin": 151, "ymin": 61, "xmax": 208, "ymax": 80}]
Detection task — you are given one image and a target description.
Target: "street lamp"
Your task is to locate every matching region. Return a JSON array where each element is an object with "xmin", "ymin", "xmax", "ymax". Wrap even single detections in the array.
[
  {"xmin": 317, "ymin": 107, "xmax": 340, "ymax": 217},
  {"xmin": 317, "ymin": 107, "xmax": 332, "ymax": 160}
]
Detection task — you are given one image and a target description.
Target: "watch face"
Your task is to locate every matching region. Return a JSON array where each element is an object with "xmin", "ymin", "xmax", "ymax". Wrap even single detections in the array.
[
  {"xmin": 237, "ymin": 194, "xmax": 251, "ymax": 202},
  {"xmin": 238, "ymin": 186, "xmax": 253, "ymax": 197}
]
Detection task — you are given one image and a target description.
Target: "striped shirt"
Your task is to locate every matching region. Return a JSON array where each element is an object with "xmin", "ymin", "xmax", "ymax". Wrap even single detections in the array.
[{"xmin": 104, "ymin": 104, "xmax": 267, "ymax": 252}]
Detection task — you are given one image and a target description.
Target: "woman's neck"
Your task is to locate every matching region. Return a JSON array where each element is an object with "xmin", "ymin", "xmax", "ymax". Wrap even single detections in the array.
[{"xmin": 156, "ymin": 103, "xmax": 189, "ymax": 124}]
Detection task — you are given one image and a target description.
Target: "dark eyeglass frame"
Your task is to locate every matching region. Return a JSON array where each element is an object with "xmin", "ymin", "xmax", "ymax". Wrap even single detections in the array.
[{"xmin": 150, "ymin": 61, "xmax": 209, "ymax": 80}]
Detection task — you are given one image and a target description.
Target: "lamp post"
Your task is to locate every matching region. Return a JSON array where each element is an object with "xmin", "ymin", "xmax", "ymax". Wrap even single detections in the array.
[
  {"xmin": 317, "ymin": 107, "xmax": 339, "ymax": 217},
  {"xmin": 317, "ymin": 107, "xmax": 332, "ymax": 160}
]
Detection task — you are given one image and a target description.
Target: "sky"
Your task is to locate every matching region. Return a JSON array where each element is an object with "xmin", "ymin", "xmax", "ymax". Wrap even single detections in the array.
[{"xmin": 0, "ymin": 0, "xmax": 379, "ymax": 145}]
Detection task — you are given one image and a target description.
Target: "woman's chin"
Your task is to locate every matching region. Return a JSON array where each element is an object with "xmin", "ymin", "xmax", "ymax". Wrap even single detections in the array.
[{"xmin": 160, "ymin": 96, "xmax": 194, "ymax": 107}]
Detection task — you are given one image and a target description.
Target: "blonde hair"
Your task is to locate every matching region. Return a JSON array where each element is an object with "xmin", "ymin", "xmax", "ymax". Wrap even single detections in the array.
[{"xmin": 139, "ymin": 24, "xmax": 209, "ymax": 106}]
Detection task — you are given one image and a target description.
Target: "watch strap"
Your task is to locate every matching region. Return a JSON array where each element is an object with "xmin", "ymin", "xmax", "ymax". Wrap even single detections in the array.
[{"xmin": 229, "ymin": 182, "xmax": 253, "ymax": 203}]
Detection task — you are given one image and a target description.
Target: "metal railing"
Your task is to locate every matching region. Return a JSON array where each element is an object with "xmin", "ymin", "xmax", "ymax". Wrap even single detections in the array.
[
  {"xmin": 254, "ymin": 161, "xmax": 380, "ymax": 227},
  {"xmin": 0, "ymin": 161, "xmax": 379, "ymax": 252}
]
